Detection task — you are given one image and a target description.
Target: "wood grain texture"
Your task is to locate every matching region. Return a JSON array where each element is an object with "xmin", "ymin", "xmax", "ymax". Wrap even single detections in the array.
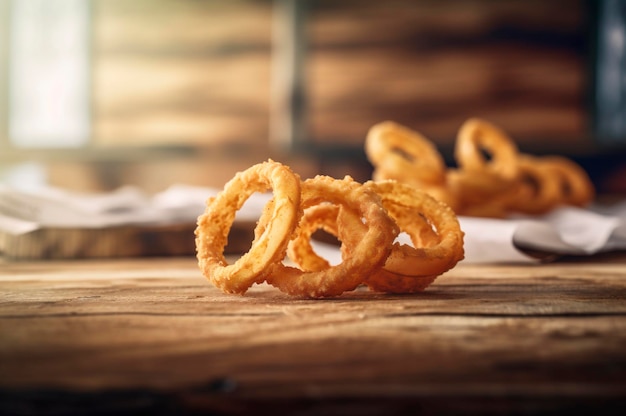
[
  {"xmin": 1, "ymin": 257, "xmax": 625, "ymax": 414},
  {"xmin": 0, "ymin": 221, "xmax": 255, "ymax": 260},
  {"xmin": 92, "ymin": 0, "xmax": 273, "ymax": 147},
  {"xmin": 90, "ymin": 0, "xmax": 588, "ymax": 149},
  {"xmin": 46, "ymin": 0, "xmax": 600, "ymax": 195},
  {"xmin": 308, "ymin": 0, "xmax": 588, "ymax": 148}
]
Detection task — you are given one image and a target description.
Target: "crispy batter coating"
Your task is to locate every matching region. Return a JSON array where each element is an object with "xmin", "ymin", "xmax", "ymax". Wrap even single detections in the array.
[
  {"xmin": 286, "ymin": 181, "xmax": 464, "ymax": 294},
  {"xmin": 265, "ymin": 175, "xmax": 399, "ymax": 298},
  {"xmin": 195, "ymin": 160, "xmax": 301, "ymax": 294},
  {"xmin": 362, "ymin": 181, "xmax": 464, "ymax": 293}
]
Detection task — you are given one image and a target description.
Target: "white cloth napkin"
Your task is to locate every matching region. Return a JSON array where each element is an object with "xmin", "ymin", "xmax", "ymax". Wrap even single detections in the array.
[
  {"xmin": 459, "ymin": 205, "xmax": 626, "ymax": 263},
  {"xmin": 1, "ymin": 184, "xmax": 625, "ymax": 263},
  {"xmin": 0, "ymin": 184, "xmax": 270, "ymax": 233}
]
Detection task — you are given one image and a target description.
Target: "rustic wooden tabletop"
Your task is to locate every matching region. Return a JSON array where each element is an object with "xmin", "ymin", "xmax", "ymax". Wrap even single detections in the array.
[{"xmin": 1, "ymin": 255, "xmax": 625, "ymax": 415}]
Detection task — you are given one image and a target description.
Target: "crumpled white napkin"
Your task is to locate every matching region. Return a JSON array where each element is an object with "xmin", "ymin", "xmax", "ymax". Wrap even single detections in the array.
[
  {"xmin": 315, "ymin": 205, "xmax": 626, "ymax": 265},
  {"xmin": 0, "ymin": 184, "xmax": 271, "ymax": 234},
  {"xmin": 460, "ymin": 204, "xmax": 626, "ymax": 263},
  {"xmin": 1, "ymin": 183, "xmax": 625, "ymax": 263}
]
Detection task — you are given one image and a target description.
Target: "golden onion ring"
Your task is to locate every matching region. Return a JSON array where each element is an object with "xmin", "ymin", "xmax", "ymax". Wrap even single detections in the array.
[
  {"xmin": 362, "ymin": 181, "xmax": 464, "ymax": 292},
  {"xmin": 366, "ymin": 121, "xmax": 447, "ymax": 186},
  {"xmin": 195, "ymin": 160, "xmax": 301, "ymax": 294},
  {"xmin": 455, "ymin": 118, "xmax": 519, "ymax": 181},
  {"xmin": 265, "ymin": 175, "xmax": 399, "ymax": 298}
]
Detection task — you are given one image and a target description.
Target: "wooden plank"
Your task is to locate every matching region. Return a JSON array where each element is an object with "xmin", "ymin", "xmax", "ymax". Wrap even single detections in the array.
[
  {"xmin": 92, "ymin": 0, "xmax": 272, "ymax": 146},
  {"xmin": 0, "ymin": 222, "xmax": 255, "ymax": 260},
  {"xmin": 1, "ymin": 257, "xmax": 625, "ymax": 416},
  {"xmin": 89, "ymin": 0, "xmax": 588, "ymax": 150}
]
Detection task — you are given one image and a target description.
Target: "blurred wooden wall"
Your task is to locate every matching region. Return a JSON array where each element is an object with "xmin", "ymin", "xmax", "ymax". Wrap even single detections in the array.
[
  {"xmin": 92, "ymin": 0, "xmax": 273, "ymax": 148},
  {"xmin": 307, "ymin": 0, "xmax": 588, "ymax": 152},
  {"xmin": 51, "ymin": 0, "xmax": 597, "ymax": 192},
  {"xmin": 93, "ymin": 0, "xmax": 588, "ymax": 151}
]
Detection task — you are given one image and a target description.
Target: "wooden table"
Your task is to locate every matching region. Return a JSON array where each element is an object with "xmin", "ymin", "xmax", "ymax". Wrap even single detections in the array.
[{"xmin": 1, "ymin": 255, "xmax": 626, "ymax": 415}]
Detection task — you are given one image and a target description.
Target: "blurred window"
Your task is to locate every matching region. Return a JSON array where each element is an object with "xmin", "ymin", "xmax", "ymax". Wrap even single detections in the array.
[
  {"xmin": 9, "ymin": 0, "xmax": 91, "ymax": 148},
  {"xmin": 595, "ymin": 0, "xmax": 626, "ymax": 144},
  {"xmin": 1, "ymin": 0, "xmax": 273, "ymax": 150},
  {"xmin": 0, "ymin": 0, "xmax": 618, "ymax": 156}
]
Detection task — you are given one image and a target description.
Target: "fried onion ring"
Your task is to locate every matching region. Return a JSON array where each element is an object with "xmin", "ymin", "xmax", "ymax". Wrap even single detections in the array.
[
  {"xmin": 265, "ymin": 175, "xmax": 399, "ymax": 298},
  {"xmin": 361, "ymin": 181, "xmax": 465, "ymax": 293},
  {"xmin": 287, "ymin": 203, "xmax": 344, "ymax": 272},
  {"xmin": 539, "ymin": 156, "xmax": 594, "ymax": 207},
  {"xmin": 446, "ymin": 168, "xmax": 520, "ymax": 218},
  {"xmin": 455, "ymin": 118, "xmax": 519, "ymax": 180},
  {"xmin": 366, "ymin": 121, "xmax": 447, "ymax": 185},
  {"xmin": 508, "ymin": 155, "xmax": 563, "ymax": 215},
  {"xmin": 506, "ymin": 155, "xmax": 594, "ymax": 215},
  {"xmin": 289, "ymin": 181, "xmax": 463, "ymax": 293},
  {"xmin": 363, "ymin": 118, "xmax": 595, "ymax": 219},
  {"xmin": 195, "ymin": 160, "xmax": 301, "ymax": 294}
]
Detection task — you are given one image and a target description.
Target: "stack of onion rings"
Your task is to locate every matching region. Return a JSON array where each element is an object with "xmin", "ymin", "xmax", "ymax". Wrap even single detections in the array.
[
  {"xmin": 366, "ymin": 118, "xmax": 594, "ymax": 217},
  {"xmin": 195, "ymin": 160, "xmax": 465, "ymax": 297}
]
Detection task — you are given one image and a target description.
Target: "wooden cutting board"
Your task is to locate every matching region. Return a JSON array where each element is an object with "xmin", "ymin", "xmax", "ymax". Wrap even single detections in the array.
[{"xmin": 0, "ymin": 221, "xmax": 256, "ymax": 260}]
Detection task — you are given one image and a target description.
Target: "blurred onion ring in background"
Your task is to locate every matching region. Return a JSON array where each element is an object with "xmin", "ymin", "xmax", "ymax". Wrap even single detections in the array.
[
  {"xmin": 539, "ymin": 155, "xmax": 595, "ymax": 207},
  {"xmin": 365, "ymin": 118, "xmax": 595, "ymax": 217},
  {"xmin": 366, "ymin": 121, "xmax": 447, "ymax": 186},
  {"xmin": 454, "ymin": 118, "xmax": 519, "ymax": 180}
]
